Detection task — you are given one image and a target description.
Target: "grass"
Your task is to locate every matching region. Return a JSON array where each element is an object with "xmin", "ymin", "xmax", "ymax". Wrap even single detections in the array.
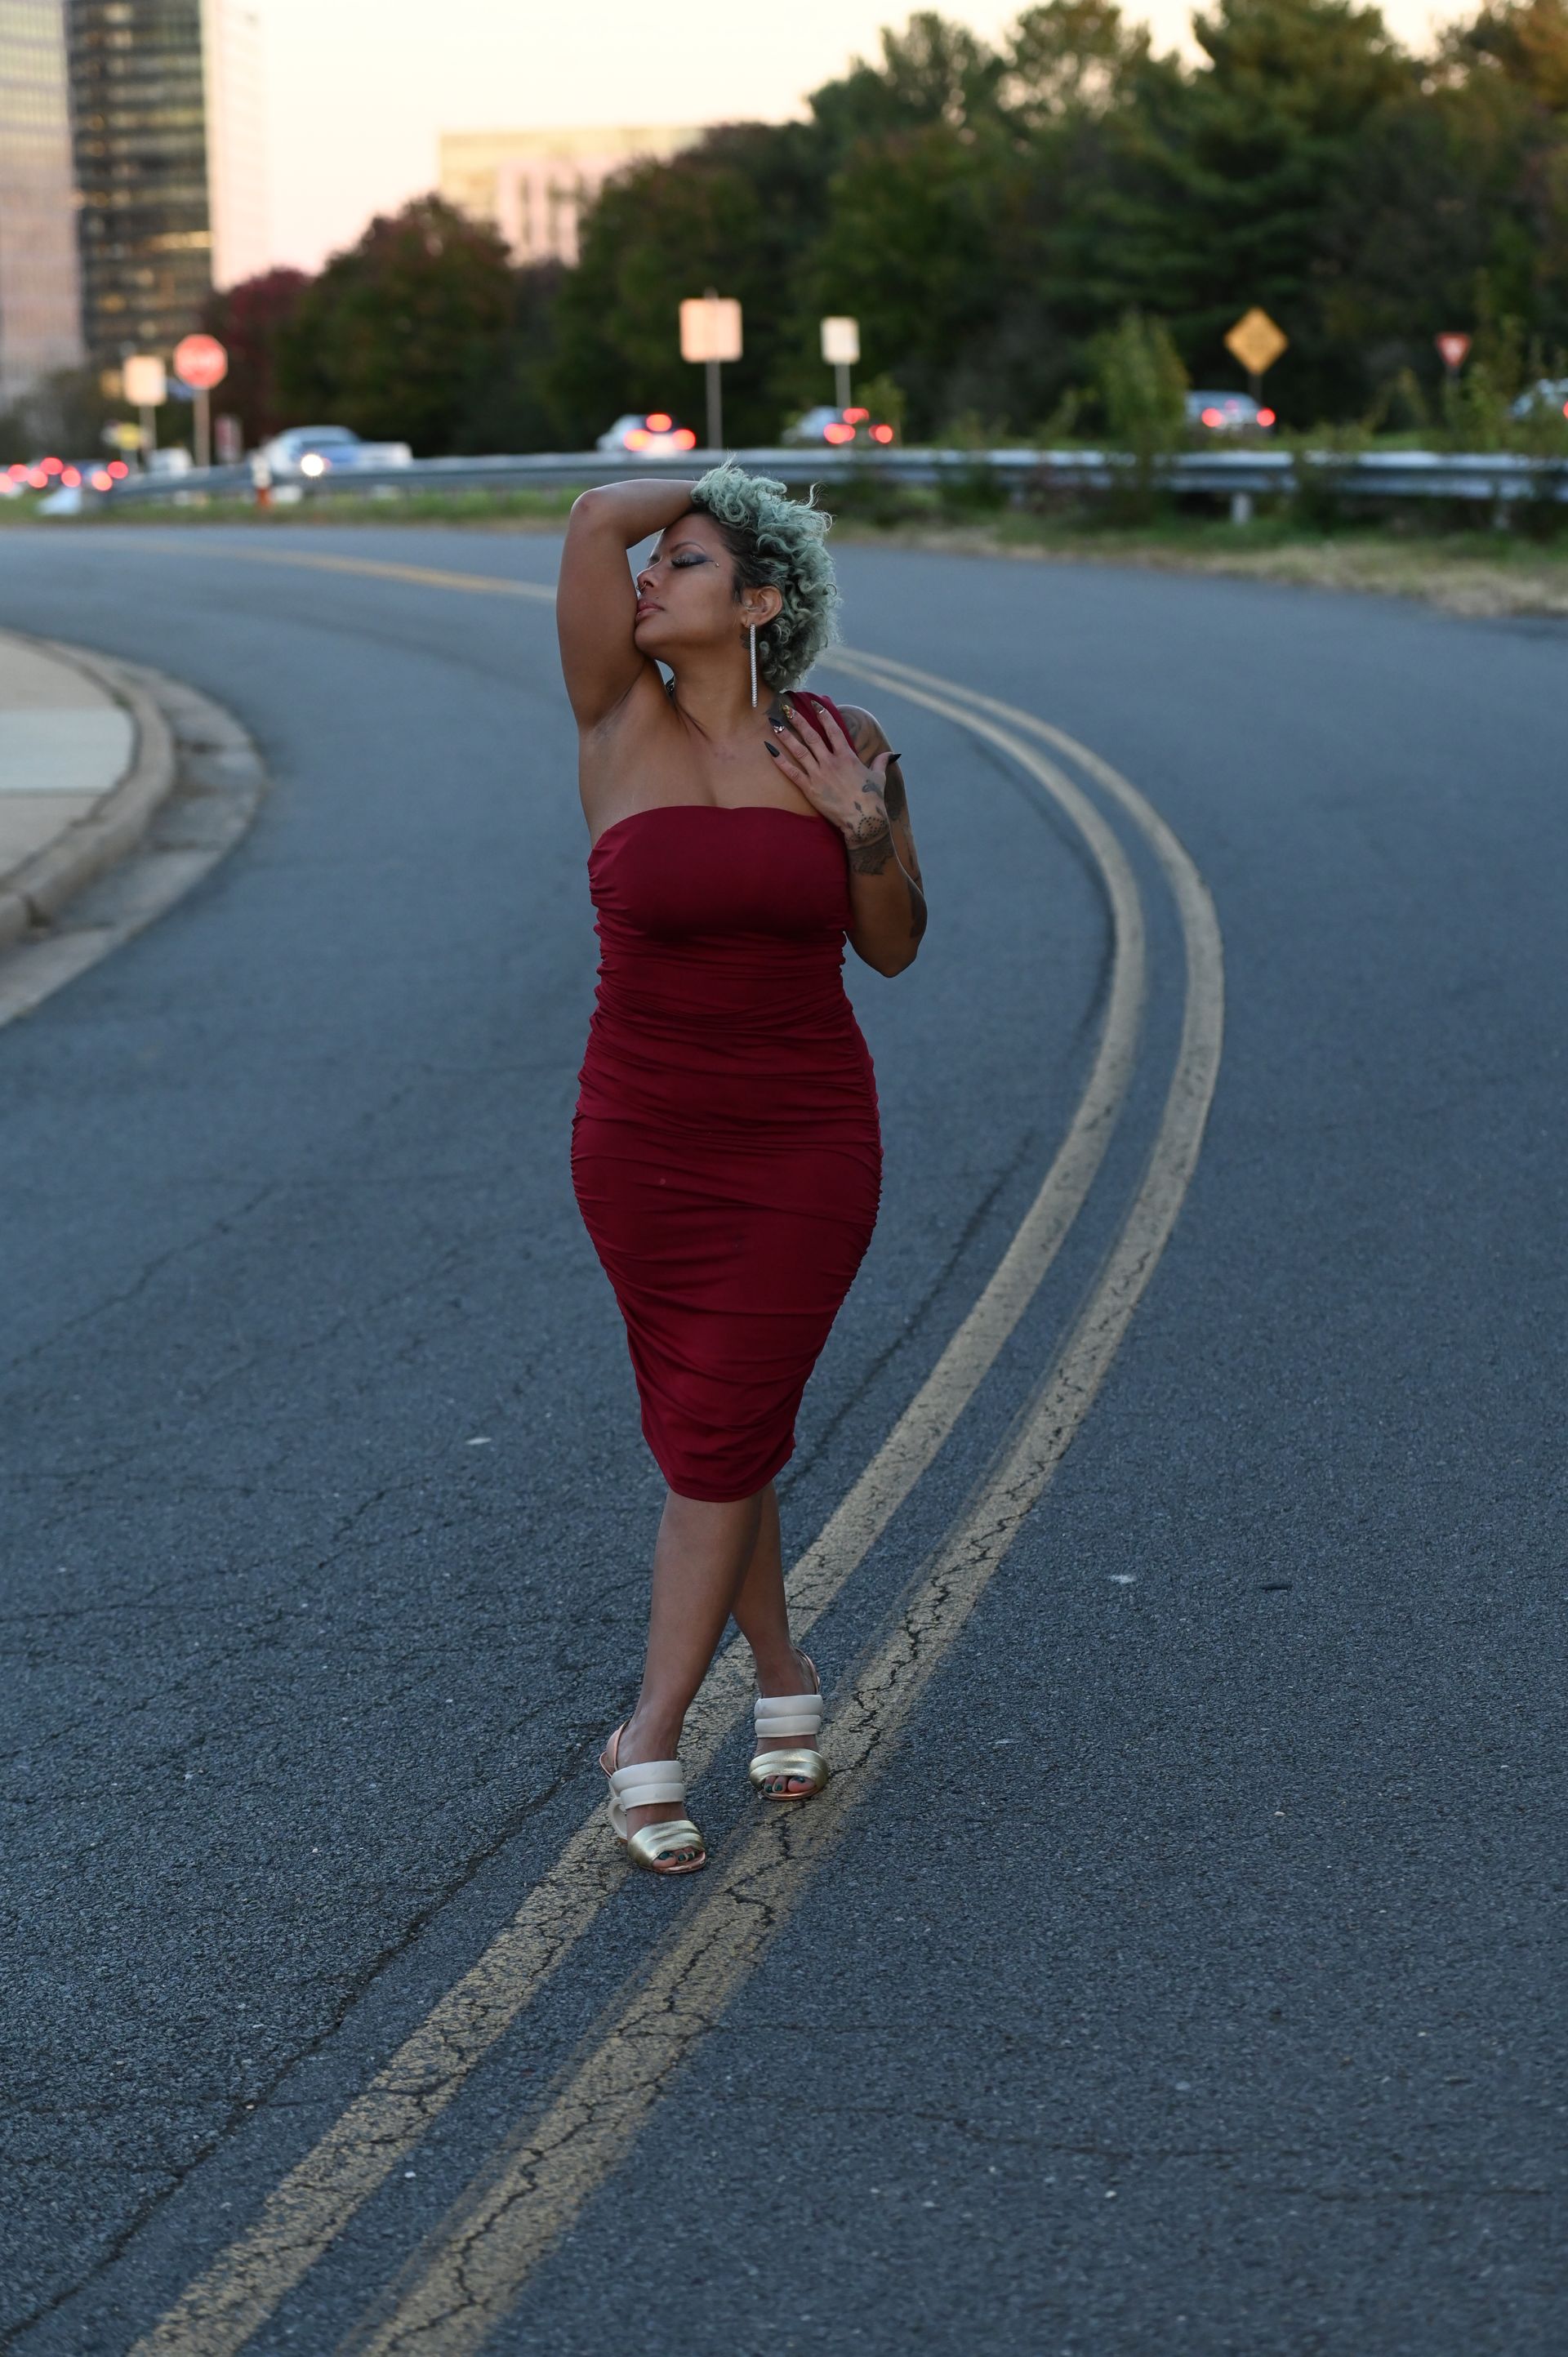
[{"xmin": 6, "ymin": 483, "xmax": 1566, "ymax": 619}]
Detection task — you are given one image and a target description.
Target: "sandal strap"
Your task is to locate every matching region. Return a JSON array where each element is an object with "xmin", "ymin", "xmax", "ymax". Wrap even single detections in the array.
[
  {"xmin": 608, "ymin": 1758, "xmax": 687, "ymax": 1810},
  {"xmin": 754, "ymin": 1691, "xmax": 824, "ymax": 1741}
]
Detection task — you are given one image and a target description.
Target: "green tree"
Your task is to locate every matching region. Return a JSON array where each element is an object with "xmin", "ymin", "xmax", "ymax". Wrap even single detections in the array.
[
  {"xmin": 1091, "ymin": 307, "xmax": 1189, "ymax": 507},
  {"xmin": 804, "ymin": 122, "xmax": 1031, "ymax": 434},
  {"xmin": 546, "ymin": 123, "xmax": 828, "ymax": 445},
  {"xmin": 809, "ymin": 10, "xmax": 1007, "ymax": 155},
  {"xmin": 1058, "ymin": 0, "xmax": 1417, "ymax": 416},
  {"xmin": 278, "ymin": 198, "xmax": 516, "ymax": 455}
]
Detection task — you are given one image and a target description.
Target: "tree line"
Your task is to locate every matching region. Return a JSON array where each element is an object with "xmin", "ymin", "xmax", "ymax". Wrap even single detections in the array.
[{"xmin": 9, "ymin": 0, "xmax": 1564, "ymax": 462}]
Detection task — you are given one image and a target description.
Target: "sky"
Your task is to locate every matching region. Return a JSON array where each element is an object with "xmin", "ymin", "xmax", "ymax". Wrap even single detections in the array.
[{"xmin": 254, "ymin": 0, "xmax": 1468, "ymax": 274}]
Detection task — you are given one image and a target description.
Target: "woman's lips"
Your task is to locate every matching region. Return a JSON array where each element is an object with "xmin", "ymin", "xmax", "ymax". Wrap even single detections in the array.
[{"xmin": 635, "ymin": 598, "xmax": 660, "ymax": 617}]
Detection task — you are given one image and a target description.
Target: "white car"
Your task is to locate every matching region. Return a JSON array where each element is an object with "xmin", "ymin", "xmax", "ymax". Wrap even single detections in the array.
[
  {"xmin": 1511, "ymin": 377, "xmax": 1568, "ymax": 421},
  {"xmin": 256, "ymin": 425, "xmax": 413, "ymax": 479}
]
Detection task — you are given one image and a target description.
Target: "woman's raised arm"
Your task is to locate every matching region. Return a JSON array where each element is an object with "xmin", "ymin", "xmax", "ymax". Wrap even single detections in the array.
[{"xmin": 556, "ymin": 479, "xmax": 698, "ymax": 728}]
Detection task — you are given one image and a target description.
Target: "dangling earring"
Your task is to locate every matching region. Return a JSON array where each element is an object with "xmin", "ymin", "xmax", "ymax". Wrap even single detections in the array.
[{"xmin": 749, "ymin": 622, "xmax": 758, "ymax": 708}]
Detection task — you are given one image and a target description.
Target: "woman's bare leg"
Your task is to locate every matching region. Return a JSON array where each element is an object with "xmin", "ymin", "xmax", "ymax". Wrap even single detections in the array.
[
  {"xmin": 611, "ymin": 1486, "xmax": 764, "ymax": 1839},
  {"xmin": 728, "ymin": 1483, "xmax": 817, "ymax": 1796}
]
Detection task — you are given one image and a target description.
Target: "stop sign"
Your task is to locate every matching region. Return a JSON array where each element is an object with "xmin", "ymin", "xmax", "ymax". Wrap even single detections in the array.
[{"xmin": 173, "ymin": 333, "xmax": 229, "ymax": 391}]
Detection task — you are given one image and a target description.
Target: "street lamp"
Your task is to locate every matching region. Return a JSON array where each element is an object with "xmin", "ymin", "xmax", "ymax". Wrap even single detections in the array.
[{"xmin": 679, "ymin": 289, "xmax": 742, "ymax": 452}]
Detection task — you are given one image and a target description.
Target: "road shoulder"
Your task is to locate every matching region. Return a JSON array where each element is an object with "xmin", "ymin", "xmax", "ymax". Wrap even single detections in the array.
[{"xmin": 0, "ymin": 639, "xmax": 266, "ymax": 1028}]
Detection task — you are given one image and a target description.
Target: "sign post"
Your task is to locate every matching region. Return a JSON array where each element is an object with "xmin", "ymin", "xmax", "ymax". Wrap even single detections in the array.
[
  {"xmin": 172, "ymin": 333, "xmax": 229, "ymax": 469},
  {"xmin": 679, "ymin": 290, "xmax": 742, "ymax": 452},
  {"xmin": 1435, "ymin": 332, "xmax": 1472, "ymax": 377},
  {"xmin": 122, "ymin": 354, "xmax": 167, "ymax": 457},
  {"xmin": 1223, "ymin": 307, "xmax": 1289, "ymax": 404},
  {"xmin": 821, "ymin": 316, "xmax": 860, "ymax": 413}
]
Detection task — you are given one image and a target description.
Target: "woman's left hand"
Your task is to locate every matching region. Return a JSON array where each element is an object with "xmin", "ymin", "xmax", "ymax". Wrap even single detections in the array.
[{"xmin": 766, "ymin": 702, "xmax": 894, "ymax": 863}]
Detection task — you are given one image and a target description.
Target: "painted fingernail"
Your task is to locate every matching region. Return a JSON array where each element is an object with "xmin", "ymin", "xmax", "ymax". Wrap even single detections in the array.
[{"xmin": 764, "ymin": 743, "xmax": 779, "ymax": 758}]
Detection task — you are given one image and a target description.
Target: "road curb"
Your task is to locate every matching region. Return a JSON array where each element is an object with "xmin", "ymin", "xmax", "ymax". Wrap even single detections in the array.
[
  {"xmin": 0, "ymin": 635, "xmax": 176, "ymax": 951},
  {"xmin": 0, "ymin": 648, "xmax": 265, "ymax": 1030}
]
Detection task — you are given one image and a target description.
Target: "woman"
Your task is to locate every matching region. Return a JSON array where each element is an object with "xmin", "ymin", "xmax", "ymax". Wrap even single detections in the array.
[{"xmin": 558, "ymin": 462, "xmax": 925, "ymax": 1876}]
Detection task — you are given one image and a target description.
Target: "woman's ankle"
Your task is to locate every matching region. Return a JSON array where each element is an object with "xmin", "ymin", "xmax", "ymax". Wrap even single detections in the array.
[
  {"xmin": 621, "ymin": 1701, "xmax": 684, "ymax": 1760},
  {"xmin": 750, "ymin": 1638, "xmax": 807, "ymax": 1693}
]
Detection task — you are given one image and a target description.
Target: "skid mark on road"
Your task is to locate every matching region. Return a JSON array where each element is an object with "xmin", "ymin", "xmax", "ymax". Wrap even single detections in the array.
[{"xmin": 111, "ymin": 562, "xmax": 1150, "ymax": 2357}]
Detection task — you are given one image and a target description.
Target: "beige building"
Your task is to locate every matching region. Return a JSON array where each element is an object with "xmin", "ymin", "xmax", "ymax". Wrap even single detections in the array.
[{"xmin": 439, "ymin": 126, "xmax": 704, "ymax": 269}]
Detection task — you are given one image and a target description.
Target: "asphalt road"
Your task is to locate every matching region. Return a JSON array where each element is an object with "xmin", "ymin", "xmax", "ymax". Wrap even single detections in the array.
[{"xmin": 1, "ymin": 524, "xmax": 1562, "ymax": 2357}]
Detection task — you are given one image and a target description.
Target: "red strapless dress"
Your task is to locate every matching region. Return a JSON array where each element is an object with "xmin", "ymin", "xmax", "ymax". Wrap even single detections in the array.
[{"xmin": 572, "ymin": 770, "xmax": 882, "ymax": 1502}]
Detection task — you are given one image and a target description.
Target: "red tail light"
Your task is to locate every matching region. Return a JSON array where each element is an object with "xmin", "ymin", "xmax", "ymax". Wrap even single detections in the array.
[
  {"xmin": 624, "ymin": 427, "xmax": 650, "ymax": 449},
  {"xmin": 843, "ymin": 406, "xmax": 869, "ymax": 424},
  {"xmin": 1200, "ymin": 408, "xmax": 1223, "ymax": 428},
  {"xmin": 108, "ymin": 459, "xmax": 129, "ymax": 478},
  {"xmin": 673, "ymin": 426, "xmax": 697, "ymax": 449},
  {"xmin": 62, "ymin": 466, "xmax": 82, "ymax": 487},
  {"xmin": 823, "ymin": 421, "xmax": 855, "ymax": 444},
  {"xmin": 1256, "ymin": 407, "xmax": 1276, "ymax": 428},
  {"xmin": 646, "ymin": 412, "xmax": 672, "ymax": 432},
  {"xmin": 871, "ymin": 423, "xmax": 894, "ymax": 443}
]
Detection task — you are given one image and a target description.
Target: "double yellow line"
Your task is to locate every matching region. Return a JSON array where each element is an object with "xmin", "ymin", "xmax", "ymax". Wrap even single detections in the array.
[{"xmin": 112, "ymin": 541, "xmax": 1220, "ymax": 2356}]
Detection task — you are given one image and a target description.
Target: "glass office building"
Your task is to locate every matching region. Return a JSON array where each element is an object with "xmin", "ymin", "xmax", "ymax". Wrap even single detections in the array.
[
  {"xmin": 66, "ymin": 0, "xmax": 213, "ymax": 368},
  {"xmin": 0, "ymin": 0, "xmax": 86, "ymax": 409}
]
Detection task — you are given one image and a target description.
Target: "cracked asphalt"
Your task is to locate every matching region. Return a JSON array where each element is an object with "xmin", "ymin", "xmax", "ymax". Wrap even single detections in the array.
[{"xmin": 0, "ymin": 526, "xmax": 1563, "ymax": 2357}]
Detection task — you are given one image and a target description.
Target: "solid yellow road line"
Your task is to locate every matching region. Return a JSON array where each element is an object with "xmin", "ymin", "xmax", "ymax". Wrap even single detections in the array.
[
  {"xmin": 125, "ymin": 604, "xmax": 1145, "ymax": 2357},
  {"xmin": 124, "ymin": 537, "xmax": 559, "ymax": 603},
  {"xmin": 336, "ymin": 700, "xmax": 1225, "ymax": 2357}
]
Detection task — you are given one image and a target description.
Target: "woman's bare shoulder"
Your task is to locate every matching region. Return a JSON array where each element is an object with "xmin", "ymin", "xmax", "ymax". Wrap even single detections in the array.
[{"xmin": 824, "ymin": 701, "xmax": 890, "ymax": 753}]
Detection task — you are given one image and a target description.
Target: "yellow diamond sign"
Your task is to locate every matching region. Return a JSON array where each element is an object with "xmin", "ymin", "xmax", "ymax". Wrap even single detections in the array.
[{"xmin": 1225, "ymin": 308, "xmax": 1288, "ymax": 377}]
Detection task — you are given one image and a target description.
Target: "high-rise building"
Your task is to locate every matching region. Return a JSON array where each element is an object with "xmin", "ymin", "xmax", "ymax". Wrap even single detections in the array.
[
  {"xmin": 439, "ymin": 126, "xmax": 704, "ymax": 271},
  {"xmin": 65, "ymin": 0, "xmax": 264, "ymax": 372},
  {"xmin": 200, "ymin": 0, "xmax": 264, "ymax": 288},
  {"xmin": 0, "ymin": 1, "xmax": 86, "ymax": 410}
]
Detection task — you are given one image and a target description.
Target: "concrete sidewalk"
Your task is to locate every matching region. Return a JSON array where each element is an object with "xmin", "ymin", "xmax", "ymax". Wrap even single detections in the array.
[
  {"xmin": 0, "ymin": 634, "xmax": 134, "ymax": 868},
  {"xmin": 0, "ymin": 630, "xmax": 170, "ymax": 952}
]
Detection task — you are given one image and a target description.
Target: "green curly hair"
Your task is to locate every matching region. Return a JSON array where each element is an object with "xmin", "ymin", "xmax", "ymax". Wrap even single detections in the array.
[{"xmin": 687, "ymin": 461, "xmax": 840, "ymax": 690}]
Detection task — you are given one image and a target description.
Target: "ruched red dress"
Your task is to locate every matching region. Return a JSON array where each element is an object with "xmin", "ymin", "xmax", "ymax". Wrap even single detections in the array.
[{"xmin": 572, "ymin": 697, "xmax": 882, "ymax": 1502}]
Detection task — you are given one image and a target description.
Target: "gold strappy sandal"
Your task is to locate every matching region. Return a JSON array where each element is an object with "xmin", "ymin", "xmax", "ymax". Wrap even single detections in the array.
[
  {"xmin": 749, "ymin": 1654, "xmax": 830, "ymax": 1800},
  {"xmin": 599, "ymin": 1725, "xmax": 707, "ymax": 1875}
]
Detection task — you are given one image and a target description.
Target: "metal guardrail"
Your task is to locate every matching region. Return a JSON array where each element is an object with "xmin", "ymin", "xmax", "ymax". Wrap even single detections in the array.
[{"xmin": 97, "ymin": 443, "xmax": 1568, "ymax": 507}]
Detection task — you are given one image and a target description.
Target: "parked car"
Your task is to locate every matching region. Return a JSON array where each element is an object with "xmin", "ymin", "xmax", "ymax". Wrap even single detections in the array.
[
  {"xmin": 782, "ymin": 405, "xmax": 897, "ymax": 447},
  {"xmin": 1511, "ymin": 377, "xmax": 1568, "ymax": 421},
  {"xmin": 256, "ymin": 425, "xmax": 413, "ymax": 479},
  {"xmin": 595, "ymin": 412, "xmax": 698, "ymax": 455},
  {"xmin": 1186, "ymin": 390, "xmax": 1276, "ymax": 433}
]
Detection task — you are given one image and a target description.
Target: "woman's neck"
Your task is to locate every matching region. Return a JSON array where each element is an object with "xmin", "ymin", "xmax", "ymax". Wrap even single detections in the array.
[{"xmin": 667, "ymin": 654, "xmax": 781, "ymax": 743}]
